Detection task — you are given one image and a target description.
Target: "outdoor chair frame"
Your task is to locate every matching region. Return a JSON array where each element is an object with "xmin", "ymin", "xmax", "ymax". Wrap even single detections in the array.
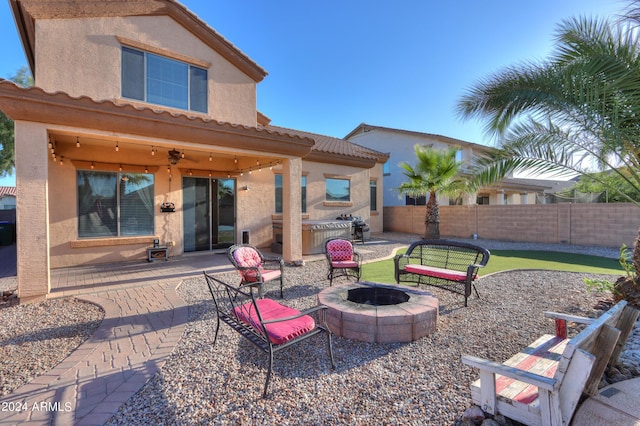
[
  {"xmin": 325, "ymin": 238, "xmax": 362, "ymax": 286},
  {"xmin": 227, "ymin": 243, "xmax": 284, "ymax": 298},
  {"xmin": 203, "ymin": 272, "xmax": 336, "ymax": 398}
]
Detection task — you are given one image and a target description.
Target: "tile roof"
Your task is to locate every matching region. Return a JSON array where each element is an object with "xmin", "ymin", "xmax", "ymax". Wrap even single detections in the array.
[
  {"xmin": 265, "ymin": 125, "xmax": 390, "ymax": 165},
  {"xmin": 10, "ymin": 0, "xmax": 267, "ymax": 82},
  {"xmin": 345, "ymin": 122, "xmax": 494, "ymax": 152},
  {"xmin": 0, "ymin": 186, "xmax": 16, "ymax": 197},
  {"xmin": 0, "ymin": 80, "xmax": 315, "ymax": 158}
]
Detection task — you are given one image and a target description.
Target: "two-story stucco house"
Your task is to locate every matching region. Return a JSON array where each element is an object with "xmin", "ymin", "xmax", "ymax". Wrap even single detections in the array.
[
  {"xmin": 0, "ymin": 0, "xmax": 388, "ymax": 301},
  {"xmin": 345, "ymin": 123, "xmax": 550, "ymax": 206}
]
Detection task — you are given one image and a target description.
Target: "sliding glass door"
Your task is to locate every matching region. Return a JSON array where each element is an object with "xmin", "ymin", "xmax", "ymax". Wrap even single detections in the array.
[{"xmin": 183, "ymin": 177, "xmax": 235, "ymax": 252}]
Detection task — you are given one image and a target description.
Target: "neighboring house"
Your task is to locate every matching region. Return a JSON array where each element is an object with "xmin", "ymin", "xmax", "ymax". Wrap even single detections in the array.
[
  {"xmin": 0, "ymin": 0, "xmax": 387, "ymax": 301},
  {"xmin": 345, "ymin": 123, "xmax": 548, "ymax": 206},
  {"xmin": 0, "ymin": 186, "xmax": 16, "ymax": 210}
]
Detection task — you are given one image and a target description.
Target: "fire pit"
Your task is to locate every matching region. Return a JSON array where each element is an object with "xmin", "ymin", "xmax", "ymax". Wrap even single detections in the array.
[{"xmin": 317, "ymin": 281, "xmax": 438, "ymax": 343}]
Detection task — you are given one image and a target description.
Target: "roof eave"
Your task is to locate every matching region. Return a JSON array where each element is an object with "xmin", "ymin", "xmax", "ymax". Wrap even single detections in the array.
[
  {"xmin": 0, "ymin": 81, "xmax": 313, "ymax": 157},
  {"xmin": 304, "ymin": 151, "xmax": 378, "ymax": 168},
  {"xmin": 9, "ymin": 0, "xmax": 267, "ymax": 83}
]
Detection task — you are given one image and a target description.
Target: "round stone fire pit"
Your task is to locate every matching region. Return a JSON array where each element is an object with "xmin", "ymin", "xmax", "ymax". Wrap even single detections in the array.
[{"xmin": 317, "ymin": 281, "xmax": 438, "ymax": 343}]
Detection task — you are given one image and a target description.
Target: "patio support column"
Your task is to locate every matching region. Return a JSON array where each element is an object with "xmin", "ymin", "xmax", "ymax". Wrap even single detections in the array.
[
  {"xmin": 281, "ymin": 158, "xmax": 302, "ymax": 262},
  {"xmin": 15, "ymin": 122, "xmax": 50, "ymax": 302}
]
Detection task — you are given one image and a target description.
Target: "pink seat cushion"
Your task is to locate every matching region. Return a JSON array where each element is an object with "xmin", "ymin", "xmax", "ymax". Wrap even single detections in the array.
[
  {"xmin": 331, "ymin": 260, "xmax": 359, "ymax": 269},
  {"xmin": 259, "ymin": 269, "xmax": 281, "ymax": 282},
  {"xmin": 233, "ymin": 299, "xmax": 315, "ymax": 344},
  {"xmin": 403, "ymin": 264, "xmax": 474, "ymax": 281},
  {"xmin": 327, "ymin": 239, "xmax": 354, "ymax": 261}
]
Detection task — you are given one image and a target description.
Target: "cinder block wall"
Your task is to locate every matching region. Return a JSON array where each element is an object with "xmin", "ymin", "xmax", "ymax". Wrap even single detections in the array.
[{"xmin": 384, "ymin": 203, "xmax": 640, "ymax": 248}]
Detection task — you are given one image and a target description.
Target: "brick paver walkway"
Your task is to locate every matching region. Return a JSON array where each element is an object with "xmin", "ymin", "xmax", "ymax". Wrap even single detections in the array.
[{"xmin": 0, "ymin": 251, "xmax": 233, "ymax": 425}]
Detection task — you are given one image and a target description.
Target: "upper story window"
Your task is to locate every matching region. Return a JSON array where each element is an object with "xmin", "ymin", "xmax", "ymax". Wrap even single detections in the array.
[{"xmin": 121, "ymin": 46, "xmax": 208, "ymax": 113}]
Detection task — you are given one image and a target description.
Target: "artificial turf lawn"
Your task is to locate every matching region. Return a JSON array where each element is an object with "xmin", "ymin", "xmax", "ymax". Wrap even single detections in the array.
[{"xmin": 360, "ymin": 249, "xmax": 624, "ymax": 284}]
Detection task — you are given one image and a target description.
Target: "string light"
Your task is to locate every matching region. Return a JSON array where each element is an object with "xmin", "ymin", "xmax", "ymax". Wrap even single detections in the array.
[
  {"xmin": 48, "ymin": 138, "xmax": 53, "ymax": 149},
  {"xmin": 119, "ymin": 164, "xmax": 123, "ymax": 171},
  {"xmin": 209, "ymin": 153, "xmax": 213, "ymax": 162},
  {"xmin": 145, "ymin": 166, "xmax": 148, "ymax": 173},
  {"xmin": 115, "ymin": 141, "xmax": 119, "ymax": 152},
  {"xmin": 59, "ymin": 156, "xmax": 64, "ymax": 166},
  {"xmin": 151, "ymin": 146, "xmax": 156, "ymax": 156},
  {"xmin": 188, "ymin": 170, "xmax": 193, "ymax": 176},
  {"xmin": 76, "ymin": 137, "xmax": 80, "ymax": 148},
  {"xmin": 181, "ymin": 151, "xmax": 185, "ymax": 159},
  {"xmin": 167, "ymin": 165, "xmax": 171, "ymax": 173},
  {"xmin": 208, "ymin": 171, "xmax": 212, "ymax": 177},
  {"xmin": 90, "ymin": 162, "xmax": 95, "ymax": 170},
  {"xmin": 234, "ymin": 156, "xmax": 238, "ymax": 164}
]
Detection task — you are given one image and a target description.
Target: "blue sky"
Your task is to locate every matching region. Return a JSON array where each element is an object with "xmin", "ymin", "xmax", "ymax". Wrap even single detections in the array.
[{"xmin": 0, "ymin": 0, "xmax": 627, "ymax": 186}]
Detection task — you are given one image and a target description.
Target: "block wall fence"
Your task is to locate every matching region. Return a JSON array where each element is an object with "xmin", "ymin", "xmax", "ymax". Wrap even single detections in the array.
[{"xmin": 383, "ymin": 203, "xmax": 640, "ymax": 248}]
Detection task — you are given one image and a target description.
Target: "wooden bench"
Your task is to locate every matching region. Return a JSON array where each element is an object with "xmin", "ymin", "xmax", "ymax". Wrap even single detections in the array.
[
  {"xmin": 462, "ymin": 300, "xmax": 639, "ymax": 426},
  {"xmin": 203, "ymin": 272, "xmax": 335, "ymax": 398},
  {"xmin": 394, "ymin": 239, "xmax": 490, "ymax": 306}
]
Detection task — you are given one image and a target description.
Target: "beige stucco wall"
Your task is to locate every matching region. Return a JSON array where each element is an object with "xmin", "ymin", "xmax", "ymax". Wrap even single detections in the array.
[
  {"xmin": 34, "ymin": 16, "xmax": 258, "ymax": 126},
  {"xmin": 15, "ymin": 121, "xmax": 50, "ymax": 300},
  {"xmin": 47, "ymin": 131, "xmax": 186, "ymax": 267}
]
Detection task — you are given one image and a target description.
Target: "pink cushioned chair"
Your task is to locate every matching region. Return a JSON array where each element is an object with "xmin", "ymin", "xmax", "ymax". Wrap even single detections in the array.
[
  {"xmin": 228, "ymin": 244, "xmax": 284, "ymax": 298},
  {"xmin": 203, "ymin": 272, "xmax": 335, "ymax": 397},
  {"xmin": 325, "ymin": 238, "xmax": 362, "ymax": 286}
]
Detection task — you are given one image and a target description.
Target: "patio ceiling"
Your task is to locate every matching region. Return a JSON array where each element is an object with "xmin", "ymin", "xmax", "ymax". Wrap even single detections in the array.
[{"xmin": 48, "ymin": 130, "xmax": 283, "ymax": 178}]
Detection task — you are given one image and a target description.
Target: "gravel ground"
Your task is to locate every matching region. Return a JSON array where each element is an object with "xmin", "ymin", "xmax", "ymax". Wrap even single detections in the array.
[
  {"xmin": 104, "ymin": 234, "xmax": 634, "ymax": 425},
  {"xmin": 0, "ymin": 234, "xmax": 634, "ymax": 425},
  {"xmin": 0, "ymin": 298, "xmax": 104, "ymax": 396}
]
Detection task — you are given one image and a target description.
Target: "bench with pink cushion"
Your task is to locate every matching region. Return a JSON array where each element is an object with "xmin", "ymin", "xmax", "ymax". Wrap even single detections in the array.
[
  {"xmin": 203, "ymin": 272, "xmax": 335, "ymax": 398},
  {"xmin": 394, "ymin": 239, "xmax": 490, "ymax": 307},
  {"xmin": 228, "ymin": 244, "xmax": 284, "ymax": 298}
]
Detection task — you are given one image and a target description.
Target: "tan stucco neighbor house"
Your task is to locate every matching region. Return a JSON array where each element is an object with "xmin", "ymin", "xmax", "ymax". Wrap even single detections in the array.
[{"xmin": 0, "ymin": 0, "xmax": 388, "ymax": 301}]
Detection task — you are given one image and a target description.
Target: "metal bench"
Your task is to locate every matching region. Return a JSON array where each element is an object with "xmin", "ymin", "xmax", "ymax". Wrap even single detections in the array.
[
  {"xmin": 203, "ymin": 272, "xmax": 335, "ymax": 397},
  {"xmin": 394, "ymin": 239, "xmax": 490, "ymax": 306}
]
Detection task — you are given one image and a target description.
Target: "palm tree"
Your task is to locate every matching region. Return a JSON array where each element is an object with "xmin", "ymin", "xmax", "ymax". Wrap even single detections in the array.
[
  {"xmin": 396, "ymin": 145, "xmax": 466, "ymax": 239},
  {"xmin": 457, "ymin": 9, "xmax": 640, "ymax": 277}
]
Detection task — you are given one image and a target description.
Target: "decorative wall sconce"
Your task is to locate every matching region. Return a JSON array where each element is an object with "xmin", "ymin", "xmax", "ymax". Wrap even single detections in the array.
[{"xmin": 160, "ymin": 202, "xmax": 176, "ymax": 213}]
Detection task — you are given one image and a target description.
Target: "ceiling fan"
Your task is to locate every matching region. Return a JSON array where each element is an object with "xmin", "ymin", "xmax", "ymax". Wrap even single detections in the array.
[{"xmin": 167, "ymin": 148, "xmax": 183, "ymax": 165}]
